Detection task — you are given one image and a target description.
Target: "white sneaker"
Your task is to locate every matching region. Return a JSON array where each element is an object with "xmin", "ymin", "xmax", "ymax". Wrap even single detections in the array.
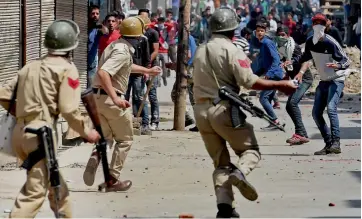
[{"xmin": 150, "ymin": 123, "xmax": 159, "ymax": 131}]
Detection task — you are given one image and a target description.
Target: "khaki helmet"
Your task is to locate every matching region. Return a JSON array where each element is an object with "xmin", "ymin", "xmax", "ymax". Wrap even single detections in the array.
[
  {"xmin": 44, "ymin": 19, "xmax": 80, "ymax": 55},
  {"xmin": 210, "ymin": 7, "xmax": 240, "ymax": 33},
  {"xmin": 137, "ymin": 15, "xmax": 151, "ymax": 30},
  {"xmin": 119, "ymin": 17, "xmax": 144, "ymax": 37}
]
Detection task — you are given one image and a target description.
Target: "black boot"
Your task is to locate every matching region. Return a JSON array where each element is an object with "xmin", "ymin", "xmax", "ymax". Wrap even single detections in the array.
[
  {"xmin": 329, "ymin": 139, "xmax": 341, "ymax": 154},
  {"xmin": 216, "ymin": 204, "xmax": 233, "ymax": 218},
  {"xmin": 314, "ymin": 141, "xmax": 332, "ymax": 155},
  {"xmin": 185, "ymin": 117, "xmax": 195, "ymax": 127},
  {"xmin": 231, "ymin": 208, "xmax": 240, "ymax": 218},
  {"xmin": 189, "ymin": 126, "xmax": 199, "ymax": 132}
]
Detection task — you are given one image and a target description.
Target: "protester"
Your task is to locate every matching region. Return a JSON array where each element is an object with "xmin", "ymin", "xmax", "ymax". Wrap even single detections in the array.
[
  {"xmin": 299, "ymin": 13, "xmax": 350, "ymax": 155},
  {"xmin": 325, "ymin": 15, "xmax": 345, "ymax": 47},
  {"xmin": 284, "ymin": 12, "xmax": 296, "ymax": 35},
  {"xmin": 275, "ymin": 26, "xmax": 313, "ymax": 145},
  {"xmin": 255, "ymin": 21, "xmax": 285, "ymax": 130},
  {"xmin": 98, "ymin": 12, "xmax": 121, "ymax": 57},
  {"xmin": 268, "ymin": 12, "xmax": 278, "ymax": 31},
  {"xmin": 233, "ymin": 27, "xmax": 252, "ymax": 56}
]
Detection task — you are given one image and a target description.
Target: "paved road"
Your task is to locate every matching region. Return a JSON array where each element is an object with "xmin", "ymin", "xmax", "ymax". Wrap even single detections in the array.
[{"xmin": 0, "ymin": 73, "xmax": 360, "ymax": 218}]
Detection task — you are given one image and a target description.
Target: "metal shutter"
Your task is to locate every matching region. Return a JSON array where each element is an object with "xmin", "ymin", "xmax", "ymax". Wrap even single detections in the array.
[
  {"xmin": 55, "ymin": 0, "xmax": 73, "ymax": 58},
  {"xmin": 0, "ymin": 1, "xmax": 21, "ymax": 114},
  {"xmin": 55, "ymin": 0, "xmax": 73, "ymax": 19},
  {"xmin": 40, "ymin": 0, "xmax": 55, "ymax": 56},
  {"xmin": 73, "ymin": 0, "xmax": 88, "ymax": 93},
  {"xmin": 56, "ymin": 0, "xmax": 88, "ymax": 112},
  {"xmin": 26, "ymin": 0, "xmax": 41, "ymax": 62}
]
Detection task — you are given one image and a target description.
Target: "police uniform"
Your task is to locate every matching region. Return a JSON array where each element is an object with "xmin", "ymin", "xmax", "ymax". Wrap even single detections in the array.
[
  {"xmin": 0, "ymin": 20, "xmax": 92, "ymax": 218},
  {"xmin": 83, "ymin": 17, "xmax": 145, "ymax": 191},
  {"xmin": 192, "ymin": 8, "xmax": 261, "ymax": 217},
  {"xmin": 89, "ymin": 38, "xmax": 134, "ymax": 186}
]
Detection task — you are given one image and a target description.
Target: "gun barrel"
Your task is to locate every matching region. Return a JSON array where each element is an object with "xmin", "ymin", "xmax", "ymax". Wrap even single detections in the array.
[
  {"xmin": 81, "ymin": 89, "xmax": 105, "ymax": 138},
  {"xmin": 219, "ymin": 87, "xmax": 286, "ymax": 132},
  {"xmin": 24, "ymin": 127, "xmax": 39, "ymax": 135},
  {"xmin": 81, "ymin": 89, "xmax": 111, "ymax": 187},
  {"xmin": 81, "ymin": 89, "xmax": 101, "ymax": 127}
]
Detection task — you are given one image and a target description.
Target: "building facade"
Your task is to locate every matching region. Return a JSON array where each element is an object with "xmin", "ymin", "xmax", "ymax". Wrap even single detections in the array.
[{"xmin": 0, "ymin": 0, "xmax": 89, "ymax": 114}]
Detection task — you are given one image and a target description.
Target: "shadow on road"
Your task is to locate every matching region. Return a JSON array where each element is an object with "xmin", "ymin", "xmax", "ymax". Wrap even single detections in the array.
[
  {"xmin": 308, "ymin": 217, "xmax": 360, "ymax": 218},
  {"xmin": 348, "ymin": 171, "xmax": 361, "ymax": 181},
  {"xmin": 344, "ymin": 200, "xmax": 361, "ymax": 208},
  {"xmin": 310, "ymin": 127, "xmax": 361, "ymax": 140}
]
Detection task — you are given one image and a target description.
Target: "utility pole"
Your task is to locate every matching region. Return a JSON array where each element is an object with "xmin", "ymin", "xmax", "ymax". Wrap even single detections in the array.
[{"xmin": 173, "ymin": 0, "xmax": 191, "ymax": 130}]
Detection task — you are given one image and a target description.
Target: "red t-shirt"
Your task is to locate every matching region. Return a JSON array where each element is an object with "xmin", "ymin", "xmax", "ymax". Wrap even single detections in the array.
[
  {"xmin": 164, "ymin": 21, "xmax": 177, "ymax": 45},
  {"xmin": 284, "ymin": 20, "xmax": 296, "ymax": 35},
  {"xmin": 150, "ymin": 23, "xmax": 170, "ymax": 54},
  {"xmin": 98, "ymin": 31, "xmax": 121, "ymax": 57}
]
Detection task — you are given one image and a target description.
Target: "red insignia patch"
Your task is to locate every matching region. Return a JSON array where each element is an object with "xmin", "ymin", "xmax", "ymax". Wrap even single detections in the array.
[
  {"xmin": 68, "ymin": 77, "xmax": 80, "ymax": 89},
  {"xmin": 238, "ymin": 59, "xmax": 250, "ymax": 68}
]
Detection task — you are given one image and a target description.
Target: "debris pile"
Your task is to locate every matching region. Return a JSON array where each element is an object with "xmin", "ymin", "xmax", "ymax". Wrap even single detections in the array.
[{"xmin": 344, "ymin": 46, "xmax": 361, "ymax": 93}]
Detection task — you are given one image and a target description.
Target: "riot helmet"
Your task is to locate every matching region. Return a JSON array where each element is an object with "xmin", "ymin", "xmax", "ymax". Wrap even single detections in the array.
[
  {"xmin": 209, "ymin": 7, "xmax": 240, "ymax": 33},
  {"xmin": 44, "ymin": 19, "xmax": 80, "ymax": 55}
]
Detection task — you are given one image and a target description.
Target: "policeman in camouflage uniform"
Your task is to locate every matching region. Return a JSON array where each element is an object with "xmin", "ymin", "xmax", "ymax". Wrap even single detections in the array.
[
  {"xmin": 83, "ymin": 17, "xmax": 161, "ymax": 191},
  {"xmin": 0, "ymin": 20, "xmax": 100, "ymax": 218},
  {"xmin": 192, "ymin": 7, "xmax": 297, "ymax": 217}
]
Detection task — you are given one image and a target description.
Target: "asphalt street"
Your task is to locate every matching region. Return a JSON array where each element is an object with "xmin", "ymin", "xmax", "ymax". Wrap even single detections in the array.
[{"xmin": 0, "ymin": 74, "xmax": 360, "ymax": 218}]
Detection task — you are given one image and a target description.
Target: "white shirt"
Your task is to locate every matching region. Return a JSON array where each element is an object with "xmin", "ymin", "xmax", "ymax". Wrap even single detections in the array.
[
  {"xmin": 206, "ymin": 1, "xmax": 215, "ymax": 13},
  {"xmin": 269, "ymin": 19, "xmax": 278, "ymax": 31},
  {"xmin": 356, "ymin": 17, "xmax": 361, "ymax": 35}
]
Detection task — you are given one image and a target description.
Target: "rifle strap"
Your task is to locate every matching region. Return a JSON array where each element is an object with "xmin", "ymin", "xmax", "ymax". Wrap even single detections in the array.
[
  {"xmin": 206, "ymin": 44, "xmax": 247, "ymax": 128},
  {"xmin": 36, "ymin": 60, "xmax": 53, "ymax": 125},
  {"xmin": 205, "ymin": 45, "xmax": 221, "ymax": 89},
  {"xmin": 36, "ymin": 60, "xmax": 59, "ymax": 145}
]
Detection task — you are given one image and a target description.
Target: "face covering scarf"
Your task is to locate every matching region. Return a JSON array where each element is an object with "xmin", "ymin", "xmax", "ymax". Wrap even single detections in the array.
[
  {"xmin": 276, "ymin": 36, "xmax": 288, "ymax": 47},
  {"xmin": 312, "ymin": 24, "xmax": 326, "ymax": 45},
  {"xmin": 276, "ymin": 36, "xmax": 295, "ymax": 61}
]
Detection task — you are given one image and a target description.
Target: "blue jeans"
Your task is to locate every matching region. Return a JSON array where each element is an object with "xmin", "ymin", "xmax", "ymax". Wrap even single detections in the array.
[
  {"xmin": 259, "ymin": 88, "xmax": 278, "ymax": 121},
  {"xmin": 312, "ymin": 80, "xmax": 344, "ymax": 143},
  {"xmin": 125, "ymin": 75, "xmax": 149, "ymax": 126},
  {"xmin": 148, "ymin": 77, "xmax": 160, "ymax": 124},
  {"xmin": 286, "ymin": 80, "xmax": 312, "ymax": 137},
  {"xmin": 87, "ymin": 67, "xmax": 97, "ymax": 88}
]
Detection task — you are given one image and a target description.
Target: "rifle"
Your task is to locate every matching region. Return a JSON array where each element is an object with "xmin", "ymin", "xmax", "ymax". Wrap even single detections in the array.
[
  {"xmin": 22, "ymin": 126, "xmax": 62, "ymax": 218},
  {"xmin": 81, "ymin": 89, "xmax": 111, "ymax": 190},
  {"xmin": 213, "ymin": 86, "xmax": 285, "ymax": 132}
]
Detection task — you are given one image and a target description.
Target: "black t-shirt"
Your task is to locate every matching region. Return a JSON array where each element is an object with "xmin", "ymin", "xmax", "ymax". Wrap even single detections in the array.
[
  {"xmin": 145, "ymin": 28, "xmax": 159, "ymax": 55},
  {"xmin": 123, "ymin": 37, "xmax": 150, "ymax": 75},
  {"xmin": 247, "ymin": 19, "xmax": 257, "ymax": 31}
]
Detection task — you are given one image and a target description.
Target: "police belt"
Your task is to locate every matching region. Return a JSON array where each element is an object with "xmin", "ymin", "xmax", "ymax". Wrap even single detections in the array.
[
  {"xmin": 92, "ymin": 88, "xmax": 124, "ymax": 97},
  {"xmin": 195, "ymin": 98, "xmax": 227, "ymax": 105}
]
